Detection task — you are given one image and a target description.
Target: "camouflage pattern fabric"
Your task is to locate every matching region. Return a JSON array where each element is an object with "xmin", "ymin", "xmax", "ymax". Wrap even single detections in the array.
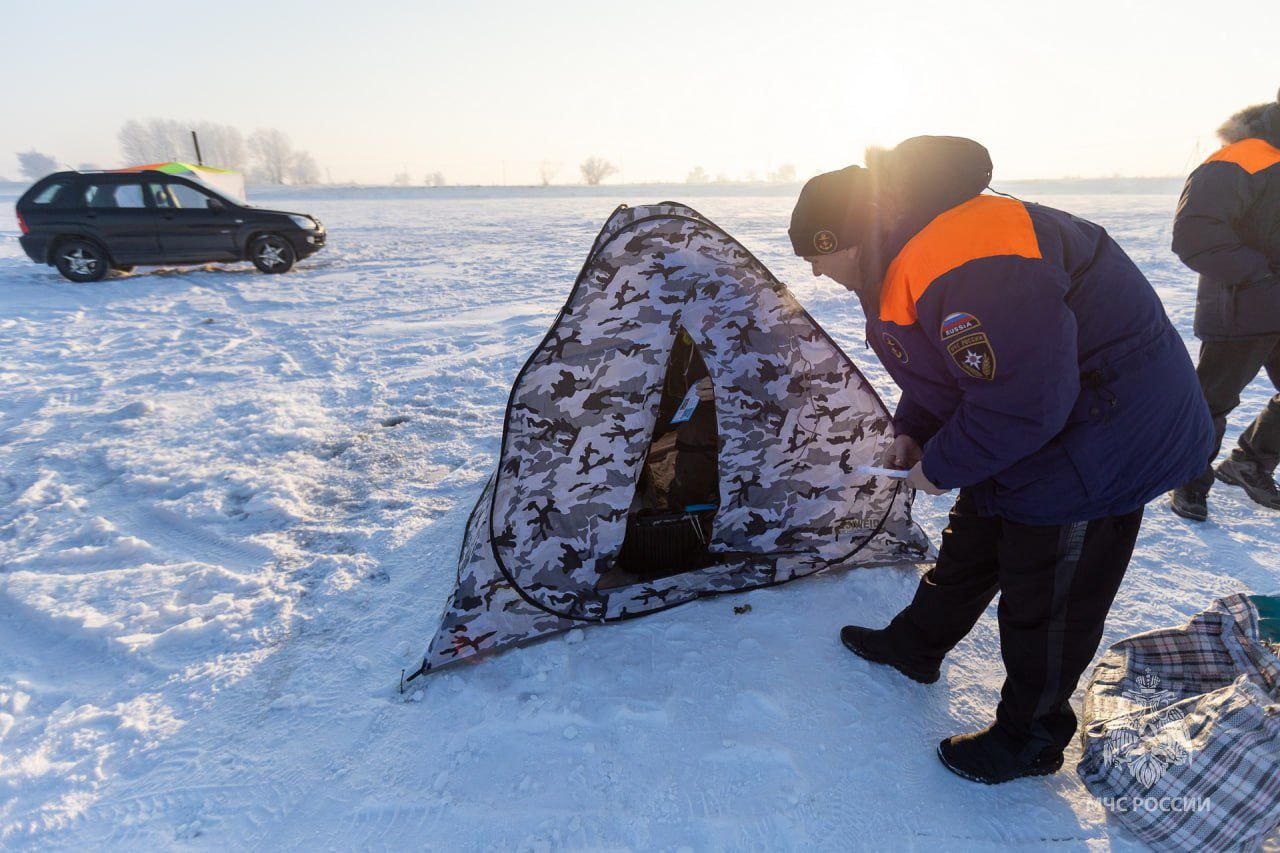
[{"xmin": 416, "ymin": 203, "xmax": 929, "ymax": 675}]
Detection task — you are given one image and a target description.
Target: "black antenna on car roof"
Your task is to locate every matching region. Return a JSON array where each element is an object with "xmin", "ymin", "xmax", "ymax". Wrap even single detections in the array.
[{"xmin": 190, "ymin": 130, "xmax": 204, "ymax": 166}]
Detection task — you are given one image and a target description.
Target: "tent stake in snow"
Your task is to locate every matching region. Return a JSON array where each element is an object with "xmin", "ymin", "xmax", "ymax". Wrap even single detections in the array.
[{"xmin": 401, "ymin": 663, "xmax": 428, "ymax": 692}]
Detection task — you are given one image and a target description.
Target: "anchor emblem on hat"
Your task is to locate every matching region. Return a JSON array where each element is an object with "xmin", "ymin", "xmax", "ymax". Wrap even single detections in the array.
[{"xmin": 814, "ymin": 229, "xmax": 838, "ymax": 254}]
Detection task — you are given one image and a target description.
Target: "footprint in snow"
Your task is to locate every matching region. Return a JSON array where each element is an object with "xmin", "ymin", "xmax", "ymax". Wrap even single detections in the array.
[
  {"xmin": 316, "ymin": 440, "xmax": 351, "ymax": 460},
  {"xmin": 110, "ymin": 400, "xmax": 156, "ymax": 420},
  {"xmin": 381, "ymin": 415, "xmax": 411, "ymax": 428}
]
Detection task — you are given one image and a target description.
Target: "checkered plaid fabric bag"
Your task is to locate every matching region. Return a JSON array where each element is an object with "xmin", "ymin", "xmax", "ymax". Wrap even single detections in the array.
[{"xmin": 1078, "ymin": 594, "xmax": 1280, "ymax": 851}]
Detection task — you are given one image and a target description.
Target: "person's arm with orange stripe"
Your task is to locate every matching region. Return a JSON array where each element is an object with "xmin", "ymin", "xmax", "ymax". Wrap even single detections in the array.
[
  {"xmin": 1172, "ymin": 162, "xmax": 1275, "ymax": 287},
  {"xmin": 915, "ymin": 259, "xmax": 1081, "ymax": 491},
  {"xmin": 892, "ymin": 394, "xmax": 943, "ymax": 447}
]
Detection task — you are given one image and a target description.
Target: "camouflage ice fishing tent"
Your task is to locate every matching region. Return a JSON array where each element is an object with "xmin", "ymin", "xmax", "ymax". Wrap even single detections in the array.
[{"xmin": 412, "ymin": 202, "xmax": 928, "ymax": 678}]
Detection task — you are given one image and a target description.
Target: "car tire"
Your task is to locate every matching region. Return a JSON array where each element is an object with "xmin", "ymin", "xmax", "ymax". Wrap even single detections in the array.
[
  {"xmin": 54, "ymin": 239, "xmax": 109, "ymax": 283},
  {"xmin": 250, "ymin": 234, "xmax": 296, "ymax": 274}
]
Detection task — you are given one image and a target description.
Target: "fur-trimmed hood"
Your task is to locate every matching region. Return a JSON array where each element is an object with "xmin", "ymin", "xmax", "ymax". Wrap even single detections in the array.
[{"xmin": 1218, "ymin": 89, "xmax": 1280, "ymax": 147}]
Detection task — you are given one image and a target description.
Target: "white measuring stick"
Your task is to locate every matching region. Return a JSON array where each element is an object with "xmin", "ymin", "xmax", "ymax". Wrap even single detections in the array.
[{"xmin": 855, "ymin": 464, "xmax": 911, "ymax": 480}]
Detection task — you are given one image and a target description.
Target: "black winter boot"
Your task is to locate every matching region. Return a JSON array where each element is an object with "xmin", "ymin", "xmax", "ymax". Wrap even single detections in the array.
[
  {"xmin": 839, "ymin": 625, "xmax": 940, "ymax": 684},
  {"xmin": 1215, "ymin": 457, "xmax": 1280, "ymax": 509},
  {"xmin": 1169, "ymin": 485, "xmax": 1209, "ymax": 521},
  {"xmin": 937, "ymin": 724, "xmax": 1064, "ymax": 784}
]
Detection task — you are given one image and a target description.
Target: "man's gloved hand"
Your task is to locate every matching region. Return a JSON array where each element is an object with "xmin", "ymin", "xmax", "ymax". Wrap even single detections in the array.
[
  {"xmin": 881, "ymin": 434, "xmax": 924, "ymax": 470},
  {"xmin": 906, "ymin": 461, "xmax": 948, "ymax": 495}
]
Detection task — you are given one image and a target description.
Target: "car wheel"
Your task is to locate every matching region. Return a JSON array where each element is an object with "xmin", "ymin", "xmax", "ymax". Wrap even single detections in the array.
[
  {"xmin": 250, "ymin": 234, "xmax": 296, "ymax": 274},
  {"xmin": 54, "ymin": 239, "xmax": 109, "ymax": 283}
]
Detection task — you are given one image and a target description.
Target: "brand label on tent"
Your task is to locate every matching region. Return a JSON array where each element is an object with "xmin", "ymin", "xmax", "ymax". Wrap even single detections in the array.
[{"xmin": 670, "ymin": 384, "xmax": 702, "ymax": 424}]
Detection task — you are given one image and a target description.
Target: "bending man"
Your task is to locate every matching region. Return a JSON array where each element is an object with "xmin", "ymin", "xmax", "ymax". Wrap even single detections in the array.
[{"xmin": 789, "ymin": 137, "xmax": 1212, "ymax": 784}]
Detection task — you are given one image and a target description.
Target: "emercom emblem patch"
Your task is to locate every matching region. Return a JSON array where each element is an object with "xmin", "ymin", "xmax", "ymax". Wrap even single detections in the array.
[{"xmin": 947, "ymin": 332, "xmax": 996, "ymax": 380}]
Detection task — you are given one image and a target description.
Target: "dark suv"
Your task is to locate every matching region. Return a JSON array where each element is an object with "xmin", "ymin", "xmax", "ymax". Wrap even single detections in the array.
[{"xmin": 15, "ymin": 170, "xmax": 326, "ymax": 282}]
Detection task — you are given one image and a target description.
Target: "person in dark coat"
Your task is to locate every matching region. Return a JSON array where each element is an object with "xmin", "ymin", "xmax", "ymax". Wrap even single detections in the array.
[
  {"xmin": 1169, "ymin": 89, "xmax": 1280, "ymax": 520},
  {"xmin": 788, "ymin": 137, "xmax": 1212, "ymax": 784}
]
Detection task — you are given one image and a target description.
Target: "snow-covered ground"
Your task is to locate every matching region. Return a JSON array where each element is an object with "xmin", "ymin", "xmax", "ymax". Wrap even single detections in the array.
[{"xmin": 0, "ymin": 185, "xmax": 1276, "ymax": 849}]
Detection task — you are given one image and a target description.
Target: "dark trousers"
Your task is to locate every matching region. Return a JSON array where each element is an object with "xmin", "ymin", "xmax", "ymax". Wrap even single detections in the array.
[
  {"xmin": 885, "ymin": 491, "xmax": 1143, "ymax": 755},
  {"xmin": 1188, "ymin": 336, "xmax": 1280, "ymax": 491}
]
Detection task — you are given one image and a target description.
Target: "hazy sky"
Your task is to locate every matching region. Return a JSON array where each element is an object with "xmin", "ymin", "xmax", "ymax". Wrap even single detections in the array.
[{"xmin": 1, "ymin": 0, "xmax": 1276, "ymax": 184}]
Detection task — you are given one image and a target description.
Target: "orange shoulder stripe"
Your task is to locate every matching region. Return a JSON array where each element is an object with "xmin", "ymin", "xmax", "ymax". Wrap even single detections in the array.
[
  {"xmin": 879, "ymin": 195, "xmax": 1041, "ymax": 325},
  {"xmin": 1203, "ymin": 138, "xmax": 1280, "ymax": 175}
]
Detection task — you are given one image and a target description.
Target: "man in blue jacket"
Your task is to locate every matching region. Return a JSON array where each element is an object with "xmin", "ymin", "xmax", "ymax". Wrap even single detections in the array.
[
  {"xmin": 790, "ymin": 137, "xmax": 1212, "ymax": 784},
  {"xmin": 1169, "ymin": 90, "xmax": 1280, "ymax": 520}
]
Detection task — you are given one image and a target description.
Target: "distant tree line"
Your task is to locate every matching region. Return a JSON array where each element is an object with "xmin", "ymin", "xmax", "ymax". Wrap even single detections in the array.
[
  {"xmin": 580, "ymin": 156, "xmax": 617, "ymax": 186},
  {"xmin": 10, "ymin": 121, "xmax": 324, "ymax": 185},
  {"xmin": 118, "ymin": 119, "xmax": 321, "ymax": 185},
  {"xmin": 685, "ymin": 163, "xmax": 797, "ymax": 184},
  {"xmin": 10, "ymin": 150, "xmax": 100, "ymax": 181},
  {"xmin": 390, "ymin": 169, "xmax": 448, "ymax": 186},
  {"xmin": 9, "ymin": 139, "xmax": 797, "ymax": 188},
  {"xmin": 16, "ymin": 150, "xmax": 59, "ymax": 181}
]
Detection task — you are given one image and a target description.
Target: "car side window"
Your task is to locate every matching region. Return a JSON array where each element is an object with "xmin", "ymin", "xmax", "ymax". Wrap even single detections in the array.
[
  {"xmin": 148, "ymin": 183, "xmax": 174, "ymax": 209},
  {"xmin": 114, "ymin": 183, "xmax": 146, "ymax": 208},
  {"xmin": 166, "ymin": 183, "xmax": 216, "ymax": 210},
  {"xmin": 83, "ymin": 183, "xmax": 147, "ymax": 209},
  {"xmin": 83, "ymin": 185, "xmax": 108, "ymax": 208}
]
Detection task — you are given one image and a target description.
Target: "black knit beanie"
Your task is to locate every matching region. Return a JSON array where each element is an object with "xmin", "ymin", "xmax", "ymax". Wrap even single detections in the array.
[{"xmin": 788, "ymin": 165, "xmax": 875, "ymax": 257}]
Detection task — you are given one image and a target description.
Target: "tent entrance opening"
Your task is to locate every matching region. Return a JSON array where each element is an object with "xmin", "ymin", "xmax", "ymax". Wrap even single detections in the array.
[{"xmin": 604, "ymin": 332, "xmax": 720, "ymax": 588}]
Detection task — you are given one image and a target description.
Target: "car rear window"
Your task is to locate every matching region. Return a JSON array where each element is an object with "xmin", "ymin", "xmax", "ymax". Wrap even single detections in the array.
[
  {"xmin": 30, "ymin": 183, "xmax": 65, "ymax": 204},
  {"xmin": 83, "ymin": 183, "xmax": 147, "ymax": 209}
]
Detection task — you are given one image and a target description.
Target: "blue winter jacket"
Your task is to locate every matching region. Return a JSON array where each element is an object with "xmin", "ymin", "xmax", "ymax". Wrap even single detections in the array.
[{"xmin": 866, "ymin": 192, "xmax": 1213, "ymax": 525}]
